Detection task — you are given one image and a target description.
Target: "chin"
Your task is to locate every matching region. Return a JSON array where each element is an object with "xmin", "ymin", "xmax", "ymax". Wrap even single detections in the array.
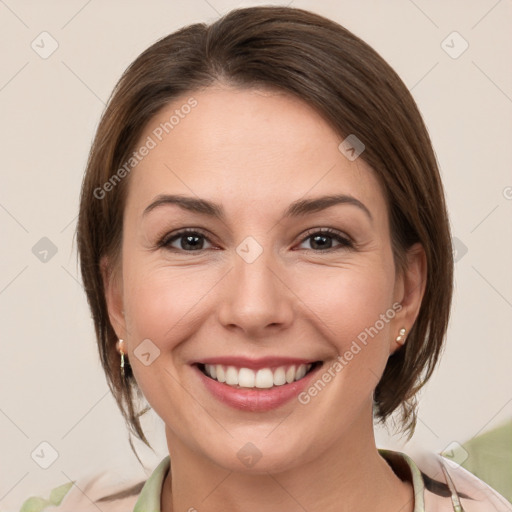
[{"xmin": 199, "ymin": 433, "xmax": 315, "ymax": 475}]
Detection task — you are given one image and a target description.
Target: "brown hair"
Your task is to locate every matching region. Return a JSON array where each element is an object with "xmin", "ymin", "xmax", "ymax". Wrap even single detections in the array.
[{"xmin": 76, "ymin": 5, "xmax": 453, "ymax": 458}]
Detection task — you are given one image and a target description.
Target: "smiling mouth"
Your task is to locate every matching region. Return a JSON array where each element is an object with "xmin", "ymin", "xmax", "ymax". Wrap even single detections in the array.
[{"xmin": 196, "ymin": 361, "xmax": 322, "ymax": 389}]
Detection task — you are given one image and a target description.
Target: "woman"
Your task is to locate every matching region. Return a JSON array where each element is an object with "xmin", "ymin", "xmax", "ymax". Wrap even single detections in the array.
[{"xmin": 20, "ymin": 5, "xmax": 510, "ymax": 512}]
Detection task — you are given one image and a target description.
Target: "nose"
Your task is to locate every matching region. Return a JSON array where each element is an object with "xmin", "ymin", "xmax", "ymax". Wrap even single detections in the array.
[{"xmin": 216, "ymin": 244, "xmax": 294, "ymax": 338}]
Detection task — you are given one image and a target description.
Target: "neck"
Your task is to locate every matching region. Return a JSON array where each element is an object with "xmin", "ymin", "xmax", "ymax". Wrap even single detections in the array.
[{"xmin": 161, "ymin": 411, "xmax": 414, "ymax": 512}]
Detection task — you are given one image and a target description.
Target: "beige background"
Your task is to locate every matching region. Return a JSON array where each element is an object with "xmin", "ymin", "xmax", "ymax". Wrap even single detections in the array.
[{"xmin": 0, "ymin": 0, "xmax": 511, "ymax": 510}]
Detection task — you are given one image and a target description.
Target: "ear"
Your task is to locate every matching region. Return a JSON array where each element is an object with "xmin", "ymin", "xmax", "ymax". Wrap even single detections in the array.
[
  {"xmin": 390, "ymin": 242, "xmax": 427, "ymax": 354},
  {"xmin": 100, "ymin": 255, "xmax": 127, "ymax": 340}
]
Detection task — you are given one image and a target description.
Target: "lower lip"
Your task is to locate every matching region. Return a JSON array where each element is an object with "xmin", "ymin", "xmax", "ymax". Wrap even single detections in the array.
[{"xmin": 194, "ymin": 364, "xmax": 322, "ymax": 412}]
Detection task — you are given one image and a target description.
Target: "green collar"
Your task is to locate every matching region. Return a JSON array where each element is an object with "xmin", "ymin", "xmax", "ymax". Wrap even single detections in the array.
[{"xmin": 133, "ymin": 454, "xmax": 170, "ymax": 512}]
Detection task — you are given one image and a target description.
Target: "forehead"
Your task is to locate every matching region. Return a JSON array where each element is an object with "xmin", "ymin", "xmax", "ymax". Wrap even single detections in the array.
[{"xmin": 125, "ymin": 86, "xmax": 387, "ymax": 225}]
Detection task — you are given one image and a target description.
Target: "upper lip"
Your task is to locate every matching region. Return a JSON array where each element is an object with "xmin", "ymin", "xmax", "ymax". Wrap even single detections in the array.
[{"xmin": 192, "ymin": 356, "xmax": 320, "ymax": 370}]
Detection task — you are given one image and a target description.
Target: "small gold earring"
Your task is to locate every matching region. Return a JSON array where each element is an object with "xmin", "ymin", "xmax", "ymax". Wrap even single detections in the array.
[
  {"xmin": 396, "ymin": 328, "xmax": 407, "ymax": 345},
  {"xmin": 116, "ymin": 339, "xmax": 126, "ymax": 377}
]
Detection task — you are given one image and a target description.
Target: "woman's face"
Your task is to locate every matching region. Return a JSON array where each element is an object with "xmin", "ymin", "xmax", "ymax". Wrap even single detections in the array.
[{"xmin": 105, "ymin": 85, "xmax": 422, "ymax": 473}]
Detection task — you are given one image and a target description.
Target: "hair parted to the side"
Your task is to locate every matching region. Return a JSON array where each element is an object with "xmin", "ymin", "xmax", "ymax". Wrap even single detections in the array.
[{"xmin": 76, "ymin": 6, "xmax": 453, "ymax": 459}]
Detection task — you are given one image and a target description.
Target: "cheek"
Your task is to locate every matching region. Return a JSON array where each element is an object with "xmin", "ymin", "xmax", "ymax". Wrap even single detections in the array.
[
  {"xmin": 296, "ymin": 259, "xmax": 396, "ymax": 388},
  {"xmin": 121, "ymin": 260, "xmax": 213, "ymax": 410},
  {"xmin": 123, "ymin": 258, "xmax": 218, "ymax": 348},
  {"xmin": 300, "ymin": 260, "xmax": 395, "ymax": 336}
]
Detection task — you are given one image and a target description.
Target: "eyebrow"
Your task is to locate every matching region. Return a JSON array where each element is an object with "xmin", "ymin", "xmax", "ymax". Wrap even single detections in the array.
[{"xmin": 143, "ymin": 193, "xmax": 373, "ymax": 223}]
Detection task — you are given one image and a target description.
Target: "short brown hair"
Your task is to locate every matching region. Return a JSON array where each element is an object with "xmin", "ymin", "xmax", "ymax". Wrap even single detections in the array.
[{"xmin": 76, "ymin": 6, "xmax": 453, "ymax": 453}]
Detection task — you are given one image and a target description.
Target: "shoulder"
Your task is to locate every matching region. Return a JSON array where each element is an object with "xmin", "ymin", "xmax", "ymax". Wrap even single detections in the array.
[
  {"xmin": 18, "ymin": 471, "xmax": 145, "ymax": 512},
  {"xmin": 412, "ymin": 449, "xmax": 512, "ymax": 512}
]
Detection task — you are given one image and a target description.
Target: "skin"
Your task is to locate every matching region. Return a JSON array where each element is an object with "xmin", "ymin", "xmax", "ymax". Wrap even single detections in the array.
[{"xmin": 103, "ymin": 85, "xmax": 426, "ymax": 512}]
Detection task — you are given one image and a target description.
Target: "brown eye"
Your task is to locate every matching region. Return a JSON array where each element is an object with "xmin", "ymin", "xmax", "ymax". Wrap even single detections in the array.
[
  {"xmin": 298, "ymin": 228, "xmax": 354, "ymax": 252},
  {"xmin": 159, "ymin": 229, "xmax": 213, "ymax": 252}
]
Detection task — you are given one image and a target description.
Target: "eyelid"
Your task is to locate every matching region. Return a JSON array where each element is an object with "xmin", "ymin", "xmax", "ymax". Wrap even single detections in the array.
[{"xmin": 300, "ymin": 227, "xmax": 352, "ymax": 242}]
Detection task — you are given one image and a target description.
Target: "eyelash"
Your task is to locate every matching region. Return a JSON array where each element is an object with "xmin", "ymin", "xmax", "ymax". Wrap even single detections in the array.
[{"xmin": 156, "ymin": 227, "xmax": 355, "ymax": 253}]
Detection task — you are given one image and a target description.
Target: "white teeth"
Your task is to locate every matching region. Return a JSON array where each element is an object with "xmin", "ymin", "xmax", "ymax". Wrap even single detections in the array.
[
  {"xmin": 285, "ymin": 365, "xmax": 296, "ymax": 383},
  {"xmin": 225, "ymin": 366, "xmax": 239, "ymax": 386},
  {"xmin": 295, "ymin": 364, "xmax": 307, "ymax": 380},
  {"xmin": 238, "ymin": 368, "xmax": 255, "ymax": 388},
  {"xmin": 216, "ymin": 365, "xmax": 226, "ymax": 383},
  {"xmin": 273, "ymin": 367, "xmax": 286, "ymax": 386},
  {"xmin": 255, "ymin": 368, "xmax": 274, "ymax": 388},
  {"xmin": 202, "ymin": 363, "xmax": 314, "ymax": 389}
]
